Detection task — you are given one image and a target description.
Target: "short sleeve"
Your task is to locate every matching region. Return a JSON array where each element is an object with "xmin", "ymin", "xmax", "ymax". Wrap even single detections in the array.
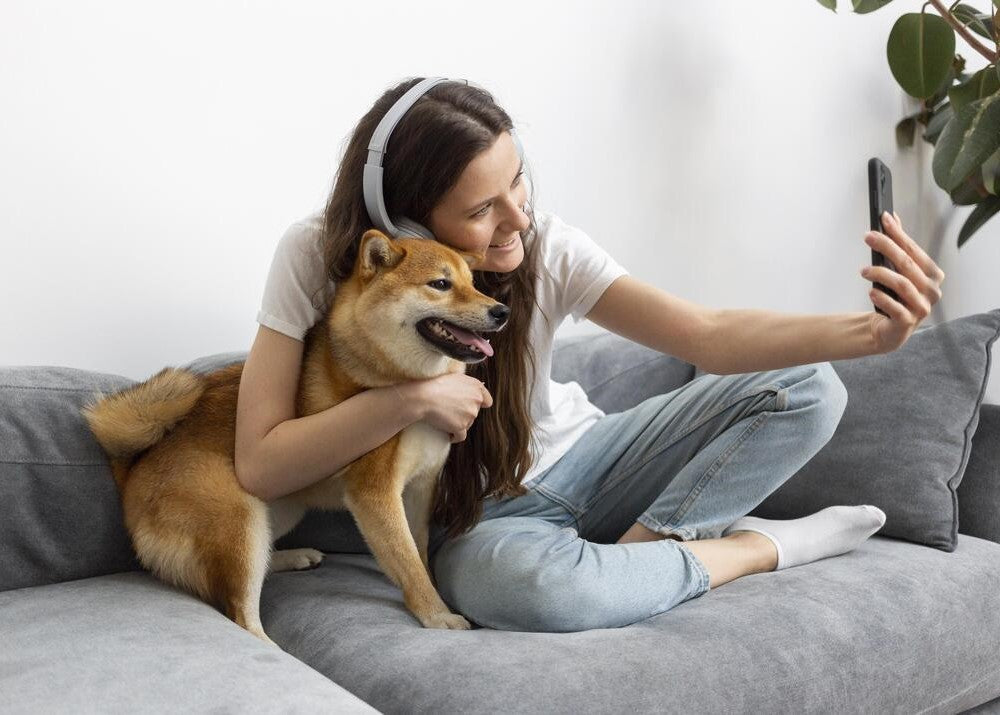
[
  {"xmin": 256, "ymin": 217, "xmax": 333, "ymax": 341},
  {"xmin": 539, "ymin": 213, "xmax": 630, "ymax": 325}
]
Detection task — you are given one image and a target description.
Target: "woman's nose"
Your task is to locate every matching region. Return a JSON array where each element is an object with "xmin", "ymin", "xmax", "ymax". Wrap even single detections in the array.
[{"xmin": 505, "ymin": 200, "xmax": 530, "ymax": 232}]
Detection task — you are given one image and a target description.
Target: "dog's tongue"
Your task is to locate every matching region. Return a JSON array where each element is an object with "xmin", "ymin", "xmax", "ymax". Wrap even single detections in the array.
[{"xmin": 443, "ymin": 321, "xmax": 494, "ymax": 357}]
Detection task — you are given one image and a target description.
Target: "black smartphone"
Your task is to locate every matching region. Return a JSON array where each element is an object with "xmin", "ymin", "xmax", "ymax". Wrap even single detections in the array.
[{"xmin": 867, "ymin": 157, "xmax": 899, "ymax": 317}]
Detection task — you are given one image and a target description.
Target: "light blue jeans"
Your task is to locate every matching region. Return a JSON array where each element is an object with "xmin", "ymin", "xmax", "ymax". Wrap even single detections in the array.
[{"xmin": 427, "ymin": 362, "xmax": 848, "ymax": 633}]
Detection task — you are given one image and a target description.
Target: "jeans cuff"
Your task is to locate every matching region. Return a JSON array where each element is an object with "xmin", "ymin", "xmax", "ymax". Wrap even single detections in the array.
[
  {"xmin": 674, "ymin": 541, "xmax": 712, "ymax": 596},
  {"xmin": 636, "ymin": 515, "xmax": 697, "ymax": 542}
]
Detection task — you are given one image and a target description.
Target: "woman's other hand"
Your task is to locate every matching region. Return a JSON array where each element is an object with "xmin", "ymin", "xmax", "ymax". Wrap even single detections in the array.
[
  {"xmin": 400, "ymin": 373, "xmax": 493, "ymax": 443},
  {"xmin": 860, "ymin": 211, "xmax": 945, "ymax": 353}
]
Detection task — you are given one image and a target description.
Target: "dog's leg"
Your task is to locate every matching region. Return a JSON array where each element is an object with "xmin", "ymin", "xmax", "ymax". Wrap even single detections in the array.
[
  {"xmin": 269, "ymin": 548, "xmax": 324, "ymax": 573},
  {"xmin": 128, "ymin": 455, "xmax": 281, "ymax": 648},
  {"xmin": 216, "ymin": 494, "xmax": 280, "ymax": 649},
  {"xmin": 265, "ymin": 498, "xmax": 323, "ymax": 573},
  {"xmin": 402, "ymin": 476, "xmax": 437, "ymax": 581},
  {"xmin": 345, "ymin": 487, "xmax": 470, "ymax": 630}
]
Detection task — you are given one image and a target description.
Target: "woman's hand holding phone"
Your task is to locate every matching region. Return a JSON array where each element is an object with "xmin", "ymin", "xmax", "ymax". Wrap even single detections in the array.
[{"xmin": 860, "ymin": 210, "xmax": 946, "ymax": 353}]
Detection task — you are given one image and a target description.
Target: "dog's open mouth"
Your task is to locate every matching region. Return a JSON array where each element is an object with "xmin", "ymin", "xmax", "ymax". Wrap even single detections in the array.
[{"xmin": 416, "ymin": 317, "xmax": 495, "ymax": 363}]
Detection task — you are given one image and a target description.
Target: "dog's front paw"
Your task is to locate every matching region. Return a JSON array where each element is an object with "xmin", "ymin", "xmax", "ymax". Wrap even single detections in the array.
[
  {"xmin": 270, "ymin": 548, "xmax": 325, "ymax": 573},
  {"xmin": 420, "ymin": 611, "xmax": 472, "ymax": 630}
]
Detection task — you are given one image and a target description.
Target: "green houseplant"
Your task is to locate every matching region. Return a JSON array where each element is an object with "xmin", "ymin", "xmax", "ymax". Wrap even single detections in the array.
[{"xmin": 819, "ymin": 0, "xmax": 1000, "ymax": 247}]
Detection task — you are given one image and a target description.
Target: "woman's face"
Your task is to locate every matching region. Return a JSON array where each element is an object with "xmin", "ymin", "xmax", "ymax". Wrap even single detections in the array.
[{"xmin": 427, "ymin": 130, "xmax": 529, "ymax": 273}]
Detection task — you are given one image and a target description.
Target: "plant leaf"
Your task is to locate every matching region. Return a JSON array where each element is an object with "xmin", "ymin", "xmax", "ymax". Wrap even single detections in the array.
[
  {"xmin": 950, "ymin": 174, "xmax": 987, "ymax": 204},
  {"xmin": 952, "ymin": 4, "xmax": 997, "ymax": 42},
  {"xmin": 932, "ymin": 92, "xmax": 1000, "ymax": 190},
  {"xmin": 887, "ymin": 13, "xmax": 956, "ymax": 99},
  {"xmin": 853, "ymin": 0, "xmax": 895, "ymax": 14},
  {"xmin": 896, "ymin": 115, "xmax": 918, "ymax": 147},
  {"xmin": 982, "ymin": 145, "xmax": 1000, "ymax": 194},
  {"xmin": 924, "ymin": 102, "xmax": 953, "ymax": 145},
  {"xmin": 957, "ymin": 194, "xmax": 1000, "ymax": 247}
]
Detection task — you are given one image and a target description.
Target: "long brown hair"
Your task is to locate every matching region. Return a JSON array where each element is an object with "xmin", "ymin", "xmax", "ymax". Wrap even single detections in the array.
[{"xmin": 315, "ymin": 77, "xmax": 546, "ymax": 538}]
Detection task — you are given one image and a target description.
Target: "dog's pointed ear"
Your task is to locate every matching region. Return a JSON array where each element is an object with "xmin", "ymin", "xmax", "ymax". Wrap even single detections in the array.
[
  {"xmin": 459, "ymin": 250, "xmax": 487, "ymax": 270},
  {"xmin": 360, "ymin": 230, "xmax": 405, "ymax": 279}
]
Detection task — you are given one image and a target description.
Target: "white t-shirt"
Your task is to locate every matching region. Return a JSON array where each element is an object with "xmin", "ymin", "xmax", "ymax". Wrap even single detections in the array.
[{"xmin": 256, "ymin": 209, "xmax": 630, "ymax": 486}]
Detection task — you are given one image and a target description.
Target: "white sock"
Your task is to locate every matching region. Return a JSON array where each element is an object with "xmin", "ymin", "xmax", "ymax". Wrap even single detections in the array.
[{"xmin": 721, "ymin": 505, "xmax": 887, "ymax": 570}]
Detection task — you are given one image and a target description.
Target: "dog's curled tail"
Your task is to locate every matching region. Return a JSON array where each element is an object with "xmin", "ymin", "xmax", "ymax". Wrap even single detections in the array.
[{"xmin": 82, "ymin": 367, "xmax": 206, "ymax": 461}]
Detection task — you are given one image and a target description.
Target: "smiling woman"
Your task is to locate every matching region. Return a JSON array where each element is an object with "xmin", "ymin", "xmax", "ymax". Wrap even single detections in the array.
[{"xmin": 236, "ymin": 75, "xmax": 888, "ymax": 637}]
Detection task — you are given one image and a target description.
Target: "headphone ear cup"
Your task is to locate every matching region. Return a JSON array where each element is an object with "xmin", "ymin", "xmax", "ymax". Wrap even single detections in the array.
[{"xmin": 392, "ymin": 217, "xmax": 436, "ymax": 240}]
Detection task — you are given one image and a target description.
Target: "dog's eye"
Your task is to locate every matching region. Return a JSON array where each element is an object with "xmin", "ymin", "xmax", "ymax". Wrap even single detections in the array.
[{"xmin": 427, "ymin": 279, "xmax": 451, "ymax": 291}]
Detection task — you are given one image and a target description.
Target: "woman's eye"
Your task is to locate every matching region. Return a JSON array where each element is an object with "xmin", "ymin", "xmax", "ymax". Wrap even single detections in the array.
[
  {"xmin": 428, "ymin": 279, "xmax": 451, "ymax": 291},
  {"xmin": 470, "ymin": 170, "xmax": 525, "ymax": 219}
]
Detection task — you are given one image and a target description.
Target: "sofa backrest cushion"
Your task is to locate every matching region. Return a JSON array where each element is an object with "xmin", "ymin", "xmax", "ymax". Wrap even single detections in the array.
[
  {"xmin": 747, "ymin": 309, "xmax": 1000, "ymax": 552},
  {"xmin": 0, "ymin": 366, "xmax": 142, "ymax": 592}
]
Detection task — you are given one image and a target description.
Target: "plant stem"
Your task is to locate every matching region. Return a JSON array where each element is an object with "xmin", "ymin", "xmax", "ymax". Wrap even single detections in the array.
[{"xmin": 927, "ymin": 0, "xmax": 999, "ymax": 63}]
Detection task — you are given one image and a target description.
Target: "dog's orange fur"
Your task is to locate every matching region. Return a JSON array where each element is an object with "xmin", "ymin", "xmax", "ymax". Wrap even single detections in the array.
[{"xmin": 82, "ymin": 230, "xmax": 505, "ymax": 646}]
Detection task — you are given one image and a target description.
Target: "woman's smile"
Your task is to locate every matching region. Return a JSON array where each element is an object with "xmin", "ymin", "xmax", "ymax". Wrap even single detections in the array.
[{"xmin": 489, "ymin": 235, "xmax": 520, "ymax": 250}]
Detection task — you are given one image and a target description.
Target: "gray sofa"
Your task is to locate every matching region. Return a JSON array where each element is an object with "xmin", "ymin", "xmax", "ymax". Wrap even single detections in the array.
[{"xmin": 3, "ymin": 312, "xmax": 1000, "ymax": 714}]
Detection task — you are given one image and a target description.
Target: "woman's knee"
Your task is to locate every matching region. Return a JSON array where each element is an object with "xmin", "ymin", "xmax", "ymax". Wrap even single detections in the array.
[
  {"xmin": 783, "ymin": 361, "xmax": 848, "ymax": 438},
  {"xmin": 432, "ymin": 522, "xmax": 616, "ymax": 632}
]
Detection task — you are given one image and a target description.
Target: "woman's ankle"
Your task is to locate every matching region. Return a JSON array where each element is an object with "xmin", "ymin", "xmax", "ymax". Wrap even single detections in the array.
[{"xmin": 725, "ymin": 531, "xmax": 778, "ymax": 573}]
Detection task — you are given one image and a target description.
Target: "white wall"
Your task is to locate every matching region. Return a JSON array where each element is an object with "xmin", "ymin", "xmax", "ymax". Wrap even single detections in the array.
[{"xmin": 3, "ymin": 0, "xmax": 998, "ymax": 402}]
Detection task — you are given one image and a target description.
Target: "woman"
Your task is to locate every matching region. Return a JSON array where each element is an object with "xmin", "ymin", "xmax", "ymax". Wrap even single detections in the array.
[{"xmin": 235, "ymin": 77, "xmax": 945, "ymax": 632}]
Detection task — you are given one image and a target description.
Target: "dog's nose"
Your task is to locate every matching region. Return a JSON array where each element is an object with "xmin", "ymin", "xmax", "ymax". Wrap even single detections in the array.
[{"xmin": 489, "ymin": 304, "xmax": 510, "ymax": 326}]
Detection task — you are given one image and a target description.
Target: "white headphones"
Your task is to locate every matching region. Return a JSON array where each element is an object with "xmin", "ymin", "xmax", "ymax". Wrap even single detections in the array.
[{"xmin": 361, "ymin": 76, "xmax": 526, "ymax": 241}]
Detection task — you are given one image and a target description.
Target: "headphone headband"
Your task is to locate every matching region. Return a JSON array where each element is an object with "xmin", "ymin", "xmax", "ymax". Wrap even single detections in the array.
[{"xmin": 361, "ymin": 76, "xmax": 524, "ymax": 240}]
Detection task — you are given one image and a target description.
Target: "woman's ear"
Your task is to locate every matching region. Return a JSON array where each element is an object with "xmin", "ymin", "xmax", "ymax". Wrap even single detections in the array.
[{"xmin": 360, "ymin": 230, "xmax": 406, "ymax": 280}]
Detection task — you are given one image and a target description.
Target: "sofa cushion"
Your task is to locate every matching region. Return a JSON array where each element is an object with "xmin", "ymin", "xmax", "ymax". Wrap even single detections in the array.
[
  {"xmin": 745, "ymin": 309, "xmax": 1000, "ymax": 552},
  {"xmin": 0, "ymin": 572, "xmax": 376, "ymax": 714},
  {"xmin": 547, "ymin": 331, "xmax": 697, "ymax": 412},
  {"xmin": 958, "ymin": 404, "xmax": 1000, "ymax": 545},
  {"xmin": 257, "ymin": 533, "xmax": 1000, "ymax": 714},
  {"xmin": 0, "ymin": 366, "xmax": 142, "ymax": 592}
]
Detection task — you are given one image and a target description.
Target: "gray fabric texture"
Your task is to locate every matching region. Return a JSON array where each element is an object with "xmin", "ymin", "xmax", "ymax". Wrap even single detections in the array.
[
  {"xmin": 256, "ymin": 533, "xmax": 1000, "ymax": 715},
  {"xmin": 0, "ymin": 367, "xmax": 142, "ymax": 592},
  {"xmin": 964, "ymin": 695, "xmax": 1000, "ymax": 713},
  {"xmin": 959, "ymin": 404, "xmax": 1000, "ymax": 544},
  {"xmin": 745, "ymin": 309, "xmax": 1000, "ymax": 552},
  {"xmin": 0, "ymin": 571, "xmax": 377, "ymax": 714}
]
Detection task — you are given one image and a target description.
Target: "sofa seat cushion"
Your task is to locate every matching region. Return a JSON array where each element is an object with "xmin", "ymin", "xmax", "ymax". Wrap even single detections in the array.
[
  {"xmin": 0, "ymin": 572, "xmax": 377, "ymax": 714},
  {"xmin": 259, "ymin": 534, "xmax": 1000, "ymax": 715}
]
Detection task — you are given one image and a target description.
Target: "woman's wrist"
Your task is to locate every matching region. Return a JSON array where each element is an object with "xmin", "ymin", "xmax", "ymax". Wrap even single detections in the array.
[{"xmin": 390, "ymin": 380, "xmax": 427, "ymax": 423}]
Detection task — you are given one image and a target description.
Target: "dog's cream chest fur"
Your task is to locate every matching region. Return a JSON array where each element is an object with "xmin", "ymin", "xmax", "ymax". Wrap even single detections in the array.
[{"xmin": 395, "ymin": 420, "xmax": 451, "ymax": 484}]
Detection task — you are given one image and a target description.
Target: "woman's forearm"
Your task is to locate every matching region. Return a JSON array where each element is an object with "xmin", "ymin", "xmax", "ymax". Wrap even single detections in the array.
[
  {"xmin": 244, "ymin": 383, "xmax": 425, "ymax": 501},
  {"xmin": 706, "ymin": 309, "xmax": 880, "ymax": 375}
]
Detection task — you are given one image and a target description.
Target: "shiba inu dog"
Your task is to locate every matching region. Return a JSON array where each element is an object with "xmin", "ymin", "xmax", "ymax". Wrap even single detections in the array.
[{"xmin": 82, "ymin": 229, "xmax": 509, "ymax": 646}]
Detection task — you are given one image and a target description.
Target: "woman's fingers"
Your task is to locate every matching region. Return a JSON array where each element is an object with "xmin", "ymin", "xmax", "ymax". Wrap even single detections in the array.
[
  {"xmin": 863, "ymin": 266, "xmax": 932, "ymax": 319},
  {"xmin": 880, "ymin": 213, "xmax": 945, "ymax": 284}
]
